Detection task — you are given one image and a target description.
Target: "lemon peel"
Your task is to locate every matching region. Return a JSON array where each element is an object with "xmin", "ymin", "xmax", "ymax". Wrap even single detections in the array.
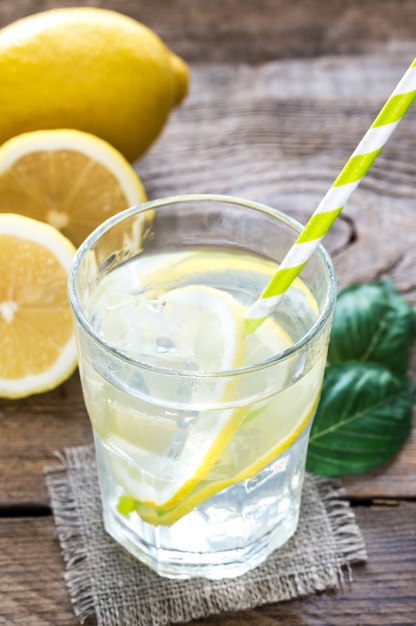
[{"xmin": 0, "ymin": 7, "xmax": 189, "ymax": 161}]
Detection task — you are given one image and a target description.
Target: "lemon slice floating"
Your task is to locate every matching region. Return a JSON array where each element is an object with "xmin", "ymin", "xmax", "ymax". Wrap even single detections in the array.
[
  {"xmin": 89, "ymin": 250, "xmax": 322, "ymax": 526},
  {"xmin": 126, "ymin": 284, "xmax": 246, "ymax": 373},
  {"xmin": 0, "ymin": 213, "xmax": 77, "ymax": 398},
  {"xmin": 0, "ymin": 129, "xmax": 147, "ymax": 247},
  {"xmin": 141, "ymin": 248, "xmax": 319, "ymax": 317}
]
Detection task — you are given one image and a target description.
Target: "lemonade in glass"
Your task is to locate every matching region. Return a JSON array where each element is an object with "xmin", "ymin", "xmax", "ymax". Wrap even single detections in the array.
[{"xmin": 68, "ymin": 195, "xmax": 336, "ymax": 579}]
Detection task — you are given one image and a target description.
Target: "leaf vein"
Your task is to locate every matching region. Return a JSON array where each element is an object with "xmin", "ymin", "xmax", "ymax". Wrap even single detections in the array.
[{"xmin": 310, "ymin": 389, "xmax": 408, "ymax": 441}]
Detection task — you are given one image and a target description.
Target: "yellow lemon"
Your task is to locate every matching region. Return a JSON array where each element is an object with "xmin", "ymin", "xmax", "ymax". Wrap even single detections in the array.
[
  {"xmin": 0, "ymin": 7, "xmax": 189, "ymax": 161},
  {"xmin": 0, "ymin": 129, "xmax": 147, "ymax": 247},
  {"xmin": 0, "ymin": 214, "xmax": 77, "ymax": 398}
]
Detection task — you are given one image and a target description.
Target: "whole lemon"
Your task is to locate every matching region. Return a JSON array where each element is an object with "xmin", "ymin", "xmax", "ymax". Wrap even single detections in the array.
[{"xmin": 0, "ymin": 7, "xmax": 189, "ymax": 162}]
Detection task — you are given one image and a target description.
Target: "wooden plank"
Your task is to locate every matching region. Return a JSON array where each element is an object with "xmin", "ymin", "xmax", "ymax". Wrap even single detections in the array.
[
  {"xmin": 0, "ymin": 0, "xmax": 415, "ymax": 63},
  {"xmin": 0, "ymin": 516, "xmax": 94, "ymax": 626},
  {"xmin": 0, "ymin": 502, "xmax": 415, "ymax": 625},
  {"xmin": 0, "ymin": 372, "xmax": 91, "ymax": 506}
]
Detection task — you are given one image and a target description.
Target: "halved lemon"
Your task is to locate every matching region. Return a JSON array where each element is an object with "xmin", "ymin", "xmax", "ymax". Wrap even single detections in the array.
[
  {"xmin": 0, "ymin": 213, "xmax": 77, "ymax": 398},
  {"xmin": 0, "ymin": 129, "xmax": 147, "ymax": 247}
]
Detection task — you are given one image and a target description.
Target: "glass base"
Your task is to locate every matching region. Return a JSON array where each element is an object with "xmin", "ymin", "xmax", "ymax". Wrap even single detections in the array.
[
  {"xmin": 103, "ymin": 503, "xmax": 300, "ymax": 580},
  {"xmin": 95, "ymin": 426, "xmax": 310, "ymax": 580}
]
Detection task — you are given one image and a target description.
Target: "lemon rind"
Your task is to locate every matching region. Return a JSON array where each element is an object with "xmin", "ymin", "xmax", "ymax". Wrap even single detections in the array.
[{"xmin": 0, "ymin": 337, "xmax": 78, "ymax": 399}]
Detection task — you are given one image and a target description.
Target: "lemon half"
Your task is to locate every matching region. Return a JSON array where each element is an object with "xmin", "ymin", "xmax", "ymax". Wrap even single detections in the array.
[
  {"xmin": 0, "ymin": 129, "xmax": 147, "ymax": 247},
  {"xmin": 0, "ymin": 214, "xmax": 77, "ymax": 398}
]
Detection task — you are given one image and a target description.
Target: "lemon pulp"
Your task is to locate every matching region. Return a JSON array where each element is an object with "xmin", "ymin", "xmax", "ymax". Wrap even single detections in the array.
[{"xmin": 81, "ymin": 247, "xmax": 325, "ymax": 524}]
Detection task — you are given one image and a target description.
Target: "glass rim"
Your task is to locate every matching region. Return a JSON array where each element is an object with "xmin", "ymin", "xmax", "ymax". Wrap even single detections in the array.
[{"xmin": 68, "ymin": 193, "xmax": 337, "ymax": 378}]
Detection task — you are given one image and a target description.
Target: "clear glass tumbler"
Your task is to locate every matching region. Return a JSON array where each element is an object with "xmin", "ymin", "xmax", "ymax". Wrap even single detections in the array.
[{"xmin": 68, "ymin": 194, "xmax": 336, "ymax": 580}]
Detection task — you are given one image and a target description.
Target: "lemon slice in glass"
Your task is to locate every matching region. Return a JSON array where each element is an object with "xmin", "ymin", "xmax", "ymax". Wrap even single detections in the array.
[
  {"xmin": 134, "ymin": 386, "xmax": 320, "ymax": 525},
  {"xmin": 133, "ymin": 342, "xmax": 322, "ymax": 525},
  {"xmin": 142, "ymin": 248, "xmax": 319, "ymax": 317},
  {"xmin": 114, "ymin": 311, "xmax": 323, "ymax": 526},
  {"xmin": 103, "ymin": 285, "xmax": 253, "ymax": 509}
]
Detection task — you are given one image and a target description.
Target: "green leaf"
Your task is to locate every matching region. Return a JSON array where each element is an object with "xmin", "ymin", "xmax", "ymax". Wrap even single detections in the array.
[
  {"xmin": 328, "ymin": 278, "xmax": 416, "ymax": 376},
  {"xmin": 306, "ymin": 362, "xmax": 414, "ymax": 477}
]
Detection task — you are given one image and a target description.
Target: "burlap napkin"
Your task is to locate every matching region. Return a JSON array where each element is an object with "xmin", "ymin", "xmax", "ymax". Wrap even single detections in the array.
[{"xmin": 45, "ymin": 445, "xmax": 367, "ymax": 626}]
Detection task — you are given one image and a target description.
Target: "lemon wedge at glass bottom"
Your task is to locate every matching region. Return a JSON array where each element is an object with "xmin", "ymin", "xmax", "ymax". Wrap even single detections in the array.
[
  {"xmin": 102, "ymin": 284, "xmax": 253, "ymax": 509},
  {"xmin": 0, "ymin": 213, "xmax": 77, "ymax": 398}
]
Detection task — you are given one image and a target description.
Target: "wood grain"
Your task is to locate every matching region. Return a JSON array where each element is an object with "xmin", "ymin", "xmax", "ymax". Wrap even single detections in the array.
[
  {"xmin": 0, "ymin": 502, "xmax": 415, "ymax": 626},
  {"xmin": 0, "ymin": 0, "xmax": 416, "ymax": 63},
  {"xmin": 0, "ymin": 372, "xmax": 91, "ymax": 506},
  {"xmin": 0, "ymin": 516, "xmax": 95, "ymax": 626}
]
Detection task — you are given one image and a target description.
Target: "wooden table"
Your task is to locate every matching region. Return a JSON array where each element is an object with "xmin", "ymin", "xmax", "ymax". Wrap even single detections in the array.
[{"xmin": 1, "ymin": 1, "xmax": 416, "ymax": 624}]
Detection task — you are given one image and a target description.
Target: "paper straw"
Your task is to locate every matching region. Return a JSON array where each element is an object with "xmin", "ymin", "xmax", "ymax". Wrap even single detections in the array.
[{"xmin": 245, "ymin": 57, "xmax": 416, "ymax": 334}]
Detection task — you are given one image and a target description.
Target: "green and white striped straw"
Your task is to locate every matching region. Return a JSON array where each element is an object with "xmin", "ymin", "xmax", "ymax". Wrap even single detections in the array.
[{"xmin": 245, "ymin": 57, "xmax": 416, "ymax": 334}]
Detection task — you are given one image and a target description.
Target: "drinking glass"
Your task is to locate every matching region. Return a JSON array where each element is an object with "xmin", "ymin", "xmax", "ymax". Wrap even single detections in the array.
[{"xmin": 68, "ymin": 194, "xmax": 336, "ymax": 580}]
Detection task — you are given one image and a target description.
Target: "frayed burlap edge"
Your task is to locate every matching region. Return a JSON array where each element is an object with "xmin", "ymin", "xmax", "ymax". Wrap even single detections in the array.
[
  {"xmin": 313, "ymin": 475, "xmax": 367, "ymax": 582},
  {"xmin": 45, "ymin": 447, "xmax": 97, "ymax": 621}
]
